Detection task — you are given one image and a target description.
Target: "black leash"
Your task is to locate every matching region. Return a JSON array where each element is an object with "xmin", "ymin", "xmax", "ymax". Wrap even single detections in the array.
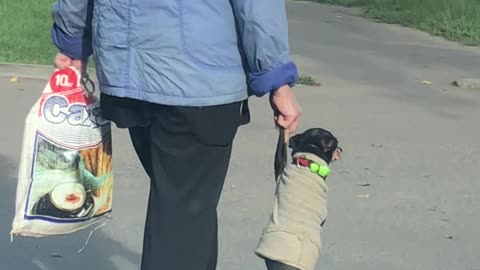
[{"xmin": 274, "ymin": 127, "xmax": 289, "ymax": 181}]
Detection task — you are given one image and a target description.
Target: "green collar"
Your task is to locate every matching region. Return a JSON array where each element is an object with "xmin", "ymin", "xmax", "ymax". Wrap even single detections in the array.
[{"xmin": 294, "ymin": 156, "xmax": 330, "ymax": 178}]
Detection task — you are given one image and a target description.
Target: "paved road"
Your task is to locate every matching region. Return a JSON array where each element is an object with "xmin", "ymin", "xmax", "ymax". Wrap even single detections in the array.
[{"xmin": 1, "ymin": 1, "xmax": 480, "ymax": 270}]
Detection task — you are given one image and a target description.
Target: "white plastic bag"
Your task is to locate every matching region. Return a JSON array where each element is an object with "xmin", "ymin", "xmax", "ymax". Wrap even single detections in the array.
[{"xmin": 11, "ymin": 67, "xmax": 113, "ymax": 237}]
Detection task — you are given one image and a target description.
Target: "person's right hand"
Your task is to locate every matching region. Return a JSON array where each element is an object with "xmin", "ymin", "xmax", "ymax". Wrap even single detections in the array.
[{"xmin": 54, "ymin": 52, "xmax": 87, "ymax": 73}]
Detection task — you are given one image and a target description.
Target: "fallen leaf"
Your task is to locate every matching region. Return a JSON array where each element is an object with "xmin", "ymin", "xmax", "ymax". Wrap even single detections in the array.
[
  {"xmin": 370, "ymin": 144, "xmax": 383, "ymax": 148},
  {"xmin": 49, "ymin": 253, "xmax": 64, "ymax": 258},
  {"xmin": 357, "ymin": 183, "xmax": 371, "ymax": 187},
  {"xmin": 452, "ymin": 78, "xmax": 480, "ymax": 89},
  {"xmin": 422, "ymin": 80, "xmax": 432, "ymax": 85},
  {"xmin": 10, "ymin": 76, "xmax": 18, "ymax": 83},
  {"xmin": 357, "ymin": 194, "xmax": 370, "ymax": 199}
]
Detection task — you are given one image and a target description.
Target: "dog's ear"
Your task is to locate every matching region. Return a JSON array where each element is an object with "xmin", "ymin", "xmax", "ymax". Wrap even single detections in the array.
[{"xmin": 289, "ymin": 134, "xmax": 302, "ymax": 149}]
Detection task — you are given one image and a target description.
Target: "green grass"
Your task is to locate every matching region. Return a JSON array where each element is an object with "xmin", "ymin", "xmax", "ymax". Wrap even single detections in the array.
[
  {"xmin": 298, "ymin": 75, "xmax": 321, "ymax": 86},
  {"xmin": 1, "ymin": 0, "xmax": 479, "ymax": 64},
  {"xmin": 0, "ymin": 0, "xmax": 57, "ymax": 64},
  {"xmin": 309, "ymin": 0, "xmax": 480, "ymax": 45},
  {"xmin": 310, "ymin": 0, "xmax": 365, "ymax": 6}
]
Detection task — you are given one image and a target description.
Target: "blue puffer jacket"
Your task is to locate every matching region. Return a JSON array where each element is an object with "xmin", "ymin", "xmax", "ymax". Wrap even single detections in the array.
[{"xmin": 52, "ymin": 0, "xmax": 299, "ymax": 106}]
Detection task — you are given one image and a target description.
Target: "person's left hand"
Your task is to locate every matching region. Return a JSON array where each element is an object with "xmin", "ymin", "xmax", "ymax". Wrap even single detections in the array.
[{"xmin": 270, "ymin": 85, "xmax": 302, "ymax": 133}]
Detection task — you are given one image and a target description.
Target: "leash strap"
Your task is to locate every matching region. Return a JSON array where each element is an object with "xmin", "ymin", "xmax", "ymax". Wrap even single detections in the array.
[{"xmin": 274, "ymin": 127, "xmax": 289, "ymax": 181}]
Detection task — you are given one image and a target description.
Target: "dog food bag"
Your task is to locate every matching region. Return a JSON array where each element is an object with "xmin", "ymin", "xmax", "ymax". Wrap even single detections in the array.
[{"xmin": 10, "ymin": 67, "xmax": 113, "ymax": 237}]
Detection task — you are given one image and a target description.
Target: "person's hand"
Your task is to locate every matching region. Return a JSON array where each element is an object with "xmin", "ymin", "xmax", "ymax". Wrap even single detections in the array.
[
  {"xmin": 54, "ymin": 52, "xmax": 87, "ymax": 74},
  {"xmin": 270, "ymin": 85, "xmax": 302, "ymax": 133}
]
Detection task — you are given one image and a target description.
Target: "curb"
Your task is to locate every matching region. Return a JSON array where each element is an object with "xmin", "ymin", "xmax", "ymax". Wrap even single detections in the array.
[{"xmin": 0, "ymin": 62, "xmax": 97, "ymax": 81}]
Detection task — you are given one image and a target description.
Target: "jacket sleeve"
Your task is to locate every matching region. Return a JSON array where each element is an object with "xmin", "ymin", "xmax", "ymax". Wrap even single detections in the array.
[
  {"xmin": 230, "ymin": 0, "xmax": 299, "ymax": 97},
  {"xmin": 51, "ymin": 0, "xmax": 94, "ymax": 60}
]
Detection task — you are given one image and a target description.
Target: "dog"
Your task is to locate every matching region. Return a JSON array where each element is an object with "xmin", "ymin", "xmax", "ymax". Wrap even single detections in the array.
[{"xmin": 256, "ymin": 128, "xmax": 342, "ymax": 270}]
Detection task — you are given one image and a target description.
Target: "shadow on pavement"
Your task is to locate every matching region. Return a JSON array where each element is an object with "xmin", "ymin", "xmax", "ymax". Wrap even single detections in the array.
[{"xmin": 0, "ymin": 153, "xmax": 141, "ymax": 270}]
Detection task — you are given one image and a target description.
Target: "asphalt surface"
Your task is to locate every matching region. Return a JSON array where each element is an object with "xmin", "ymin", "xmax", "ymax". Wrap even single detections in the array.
[{"xmin": 1, "ymin": 1, "xmax": 480, "ymax": 270}]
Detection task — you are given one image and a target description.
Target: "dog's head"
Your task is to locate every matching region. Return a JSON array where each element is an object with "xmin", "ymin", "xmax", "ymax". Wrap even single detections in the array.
[{"xmin": 289, "ymin": 128, "xmax": 341, "ymax": 164}]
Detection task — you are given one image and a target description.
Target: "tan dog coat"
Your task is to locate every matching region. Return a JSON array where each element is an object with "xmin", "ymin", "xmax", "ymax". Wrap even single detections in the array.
[{"xmin": 256, "ymin": 152, "xmax": 328, "ymax": 270}]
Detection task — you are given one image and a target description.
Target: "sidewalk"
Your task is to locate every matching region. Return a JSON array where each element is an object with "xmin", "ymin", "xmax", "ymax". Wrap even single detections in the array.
[{"xmin": 0, "ymin": 62, "xmax": 97, "ymax": 81}]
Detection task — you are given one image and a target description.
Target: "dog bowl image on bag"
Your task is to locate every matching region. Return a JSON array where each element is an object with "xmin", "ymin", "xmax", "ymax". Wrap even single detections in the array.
[{"xmin": 33, "ymin": 182, "xmax": 95, "ymax": 219}]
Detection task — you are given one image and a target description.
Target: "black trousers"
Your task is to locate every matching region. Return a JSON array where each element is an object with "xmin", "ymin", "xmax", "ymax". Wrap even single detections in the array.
[{"xmin": 101, "ymin": 94, "xmax": 249, "ymax": 270}]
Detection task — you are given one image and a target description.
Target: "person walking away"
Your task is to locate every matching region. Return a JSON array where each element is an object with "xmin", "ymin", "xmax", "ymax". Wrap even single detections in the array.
[{"xmin": 51, "ymin": 1, "xmax": 301, "ymax": 270}]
